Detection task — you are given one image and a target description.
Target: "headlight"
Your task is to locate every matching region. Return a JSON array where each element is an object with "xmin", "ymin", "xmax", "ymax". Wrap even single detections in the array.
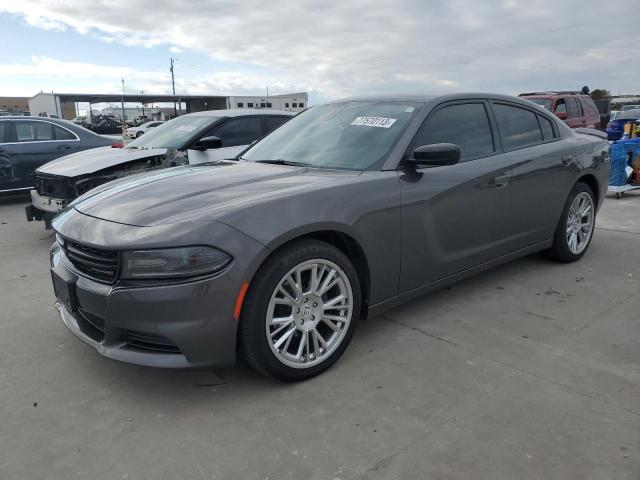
[{"xmin": 121, "ymin": 246, "xmax": 231, "ymax": 280}]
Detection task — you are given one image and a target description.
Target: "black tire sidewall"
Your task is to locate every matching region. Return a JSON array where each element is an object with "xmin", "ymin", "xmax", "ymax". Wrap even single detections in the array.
[{"xmin": 240, "ymin": 240, "xmax": 361, "ymax": 381}]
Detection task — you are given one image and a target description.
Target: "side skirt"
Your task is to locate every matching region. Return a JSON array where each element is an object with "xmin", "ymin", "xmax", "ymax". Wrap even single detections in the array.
[{"xmin": 367, "ymin": 239, "xmax": 553, "ymax": 318}]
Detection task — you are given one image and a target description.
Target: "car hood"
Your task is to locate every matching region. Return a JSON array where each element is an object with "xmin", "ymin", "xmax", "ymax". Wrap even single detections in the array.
[
  {"xmin": 36, "ymin": 146, "xmax": 168, "ymax": 177},
  {"xmin": 72, "ymin": 161, "xmax": 356, "ymax": 227}
]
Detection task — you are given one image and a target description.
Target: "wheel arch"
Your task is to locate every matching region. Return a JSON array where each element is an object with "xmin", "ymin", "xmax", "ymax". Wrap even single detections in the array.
[
  {"xmin": 247, "ymin": 224, "xmax": 372, "ymax": 320},
  {"xmin": 575, "ymin": 173, "xmax": 600, "ymax": 206}
]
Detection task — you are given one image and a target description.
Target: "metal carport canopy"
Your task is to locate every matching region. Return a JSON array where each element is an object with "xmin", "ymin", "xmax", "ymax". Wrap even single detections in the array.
[{"xmin": 56, "ymin": 93, "xmax": 228, "ymax": 104}]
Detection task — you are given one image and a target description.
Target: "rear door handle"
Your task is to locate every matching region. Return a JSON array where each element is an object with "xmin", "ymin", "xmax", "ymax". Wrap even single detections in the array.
[
  {"xmin": 493, "ymin": 174, "xmax": 511, "ymax": 188},
  {"xmin": 56, "ymin": 145, "xmax": 72, "ymax": 150},
  {"xmin": 561, "ymin": 155, "xmax": 573, "ymax": 166}
]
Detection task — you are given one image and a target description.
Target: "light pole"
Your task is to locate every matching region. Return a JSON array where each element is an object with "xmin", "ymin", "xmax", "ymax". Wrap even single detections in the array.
[
  {"xmin": 120, "ymin": 77, "xmax": 126, "ymax": 128},
  {"xmin": 170, "ymin": 57, "xmax": 177, "ymax": 116},
  {"xmin": 140, "ymin": 90, "xmax": 145, "ymax": 121}
]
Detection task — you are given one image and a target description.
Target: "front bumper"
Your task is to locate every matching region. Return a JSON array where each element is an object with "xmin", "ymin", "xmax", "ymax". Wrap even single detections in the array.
[
  {"xmin": 26, "ymin": 190, "xmax": 67, "ymax": 229},
  {"xmin": 48, "ymin": 216, "xmax": 266, "ymax": 368}
]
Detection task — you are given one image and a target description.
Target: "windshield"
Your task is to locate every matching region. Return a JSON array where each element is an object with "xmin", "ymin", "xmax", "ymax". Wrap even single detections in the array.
[
  {"xmin": 127, "ymin": 115, "xmax": 218, "ymax": 149},
  {"xmin": 241, "ymin": 101, "xmax": 421, "ymax": 170},
  {"xmin": 528, "ymin": 98, "xmax": 552, "ymax": 110}
]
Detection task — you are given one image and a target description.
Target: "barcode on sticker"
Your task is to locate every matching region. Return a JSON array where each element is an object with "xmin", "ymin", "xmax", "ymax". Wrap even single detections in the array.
[{"xmin": 350, "ymin": 116, "xmax": 397, "ymax": 128}]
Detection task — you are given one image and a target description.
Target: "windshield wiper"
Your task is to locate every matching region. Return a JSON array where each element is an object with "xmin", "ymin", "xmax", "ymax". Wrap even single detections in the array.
[{"xmin": 253, "ymin": 159, "xmax": 312, "ymax": 167}]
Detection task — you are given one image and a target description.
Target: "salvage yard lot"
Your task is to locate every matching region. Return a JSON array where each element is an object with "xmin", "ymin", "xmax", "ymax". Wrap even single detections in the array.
[{"xmin": 1, "ymin": 192, "xmax": 639, "ymax": 479}]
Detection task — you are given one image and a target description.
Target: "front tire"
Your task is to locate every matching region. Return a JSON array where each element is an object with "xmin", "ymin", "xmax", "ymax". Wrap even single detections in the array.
[
  {"xmin": 547, "ymin": 182, "xmax": 596, "ymax": 262},
  {"xmin": 239, "ymin": 240, "xmax": 361, "ymax": 381}
]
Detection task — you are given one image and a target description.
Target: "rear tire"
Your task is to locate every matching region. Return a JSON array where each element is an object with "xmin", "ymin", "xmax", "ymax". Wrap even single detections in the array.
[
  {"xmin": 239, "ymin": 240, "xmax": 360, "ymax": 381},
  {"xmin": 547, "ymin": 182, "xmax": 596, "ymax": 262}
]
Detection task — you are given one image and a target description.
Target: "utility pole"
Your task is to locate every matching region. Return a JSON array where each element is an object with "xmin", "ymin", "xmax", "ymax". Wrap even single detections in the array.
[
  {"xmin": 140, "ymin": 90, "xmax": 145, "ymax": 121},
  {"xmin": 121, "ymin": 77, "xmax": 126, "ymax": 126},
  {"xmin": 170, "ymin": 57, "xmax": 177, "ymax": 116}
]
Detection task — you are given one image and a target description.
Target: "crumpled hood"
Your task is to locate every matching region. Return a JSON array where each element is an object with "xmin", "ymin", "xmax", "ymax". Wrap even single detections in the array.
[
  {"xmin": 36, "ymin": 146, "xmax": 168, "ymax": 177},
  {"xmin": 72, "ymin": 161, "xmax": 351, "ymax": 227}
]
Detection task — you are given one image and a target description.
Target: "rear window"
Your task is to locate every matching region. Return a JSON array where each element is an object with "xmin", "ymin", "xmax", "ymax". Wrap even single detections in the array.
[
  {"xmin": 567, "ymin": 98, "xmax": 582, "ymax": 118},
  {"xmin": 493, "ymin": 103, "xmax": 543, "ymax": 150},
  {"xmin": 15, "ymin": 121, "xmax": 54, "ymax": 142}
]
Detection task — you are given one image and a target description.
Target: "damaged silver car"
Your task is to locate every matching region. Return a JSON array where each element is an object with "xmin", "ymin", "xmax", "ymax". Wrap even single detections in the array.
[{"xmin": 26, "ymin": 109, "xmax": 293, "ymax": 227}]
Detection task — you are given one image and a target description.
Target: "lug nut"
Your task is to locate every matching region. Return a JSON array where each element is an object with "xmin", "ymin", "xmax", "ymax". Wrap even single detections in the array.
[{"xmin": 313, "ymin": 302, "xmax": 318, "ymax": 307}]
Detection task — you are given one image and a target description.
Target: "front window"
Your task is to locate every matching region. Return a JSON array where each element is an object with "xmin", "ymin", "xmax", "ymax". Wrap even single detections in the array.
[
  {"xmin": 241, "ymin": 101, "xmax": 421, "ymax": 170},
  {"xmin": 127, "ymin": 115, "xmax": 218, "ymax": 150}
]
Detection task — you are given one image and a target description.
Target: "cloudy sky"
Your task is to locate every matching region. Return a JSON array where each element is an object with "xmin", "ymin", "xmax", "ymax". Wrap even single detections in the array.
[{"xmin": 0, "ymin": 0, "xmax": 637, "ymax": 105}]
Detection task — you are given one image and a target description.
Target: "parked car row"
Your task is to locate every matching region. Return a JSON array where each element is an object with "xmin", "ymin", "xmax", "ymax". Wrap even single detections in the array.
[
  {"xmin": 23, "ymin": 110, "xmax": 292, "ymax": 227},
  {"xmin": 41, "ymin": 93, "xmax": 610, "ymax": 381}
]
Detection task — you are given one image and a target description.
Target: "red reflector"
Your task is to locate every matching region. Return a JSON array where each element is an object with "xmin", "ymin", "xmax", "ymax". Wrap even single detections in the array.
[
  {"xmin": 111, "ymin": 143, "xmax": 124, "ymax": 148},
  {"xmin": 234, "ymin": 282, "xmax": 250, "ymax": 321}
]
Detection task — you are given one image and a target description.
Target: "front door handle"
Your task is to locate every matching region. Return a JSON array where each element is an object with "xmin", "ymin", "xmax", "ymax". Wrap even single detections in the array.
[
  {"xmin": 493, "ymin": 174, "xmax": 511, "ymax": 188},
  {"xmin": 561, "ymin": 155, "xmax": 573, "ymax": 166},
  {"xmin": 56, "ymin": 145, "xmax": 72, "ymax": 150}
]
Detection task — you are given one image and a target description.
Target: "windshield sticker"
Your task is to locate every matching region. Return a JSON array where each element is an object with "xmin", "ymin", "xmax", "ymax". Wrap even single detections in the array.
[
  {"xmin": 405, "ymin": 107, "xmax": 415, "ymax": 113},
  {"xmin": 350, "ymin": 116, "xmax": 397, "ymax": 128},
  {"xmin": 177, "ymin": 125, "xmax": 196, "ymax": 132}
]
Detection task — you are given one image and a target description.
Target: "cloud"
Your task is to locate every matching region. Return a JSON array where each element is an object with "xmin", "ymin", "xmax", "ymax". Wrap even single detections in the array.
[
  {"xmin": 1, "ymin": 0, "xmax": 637, "ymax": 98},
  {"xmin": 0, "ymin": 56, "xmax": 309, "ymax": 98}
]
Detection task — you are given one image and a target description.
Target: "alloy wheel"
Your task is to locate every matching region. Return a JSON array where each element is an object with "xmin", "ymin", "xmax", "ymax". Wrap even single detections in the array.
[
  {"xmin": 566, "ymin": 192, "xmax": 594, "ymax": 255},
  {"xmin": 265, "ymin": 259, "xmax": 353, "ymax": 369}
]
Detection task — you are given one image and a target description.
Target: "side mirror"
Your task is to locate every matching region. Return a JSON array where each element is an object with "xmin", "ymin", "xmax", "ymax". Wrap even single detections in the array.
[
  {"xmin": 555, "ymin": 111, "xmax": 568, "ymax": 120},
  {"xmin": 408, "ymin": 143, "xmax": 461, "ymax": 167},
  {"xmin": 192, "ymin": 136, "xmax": 222, "ymax": 151}
]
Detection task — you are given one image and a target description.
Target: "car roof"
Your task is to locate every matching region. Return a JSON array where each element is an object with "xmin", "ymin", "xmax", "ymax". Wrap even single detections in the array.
[
  {"xmin": 519, "ymin": 92, "xmax": 589, "ymax": 99},
  {"xmin": 188, "ymin": 109, "xmax": 296, "ymax": 117},
  {"xmin": 330, "ymin": 92, "xmax": 542, "ymax": 105},
  {"xmin": 0, "ymin": 115, "xmax": 72, "ymax": 122}
]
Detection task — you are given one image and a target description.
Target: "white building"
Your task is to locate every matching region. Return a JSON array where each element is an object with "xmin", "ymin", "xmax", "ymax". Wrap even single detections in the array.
[
  {"xmin": 227, "ymin": 92, "xmax": 308, "ymax": 112},
  {"xmin": 28, "ymin": 92, "xmax": 309, "ymax": 120}
]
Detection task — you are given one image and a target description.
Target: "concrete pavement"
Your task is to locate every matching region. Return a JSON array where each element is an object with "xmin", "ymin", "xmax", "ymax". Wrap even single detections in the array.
[{"xmin": 0, "ymin": 190, "xmax": 638, "ymax": 479}]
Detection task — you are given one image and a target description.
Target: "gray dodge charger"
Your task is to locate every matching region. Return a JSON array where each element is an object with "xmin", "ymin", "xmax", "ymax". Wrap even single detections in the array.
[{"xmin": 49, "ymin": 94, "xmax": 610, "ymax": 381}]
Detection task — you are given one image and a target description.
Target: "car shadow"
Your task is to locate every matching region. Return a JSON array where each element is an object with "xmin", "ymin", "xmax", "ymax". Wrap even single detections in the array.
[{"xmin": 88, "ymin": 251, "xmax": 554, "ymax": 406}]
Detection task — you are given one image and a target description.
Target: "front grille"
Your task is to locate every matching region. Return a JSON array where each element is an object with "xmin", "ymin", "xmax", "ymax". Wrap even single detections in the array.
[
  {"xmin": 61, "ymin": 239, "xmax": 119, "ymax": 283},
  {"xmin": 123, "ymin": 330, "xmax": 182, "ymax": 354}
]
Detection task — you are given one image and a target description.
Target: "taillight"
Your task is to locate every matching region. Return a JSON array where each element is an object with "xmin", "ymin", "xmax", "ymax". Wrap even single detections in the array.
[{"xmin": 111, "ymin": 143, "xmax": 124, "ymax": 148}]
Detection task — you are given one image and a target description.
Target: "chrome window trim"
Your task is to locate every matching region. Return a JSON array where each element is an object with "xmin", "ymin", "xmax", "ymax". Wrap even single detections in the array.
[{"xmin": 2, "ymin": 118, "xmax": 81, "ymax": 145}]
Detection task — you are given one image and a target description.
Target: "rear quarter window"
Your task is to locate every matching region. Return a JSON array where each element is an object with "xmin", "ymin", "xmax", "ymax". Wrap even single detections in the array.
[{"xmin": 538, "ymin": 115, "xmax": 556, "ymax": 141}]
